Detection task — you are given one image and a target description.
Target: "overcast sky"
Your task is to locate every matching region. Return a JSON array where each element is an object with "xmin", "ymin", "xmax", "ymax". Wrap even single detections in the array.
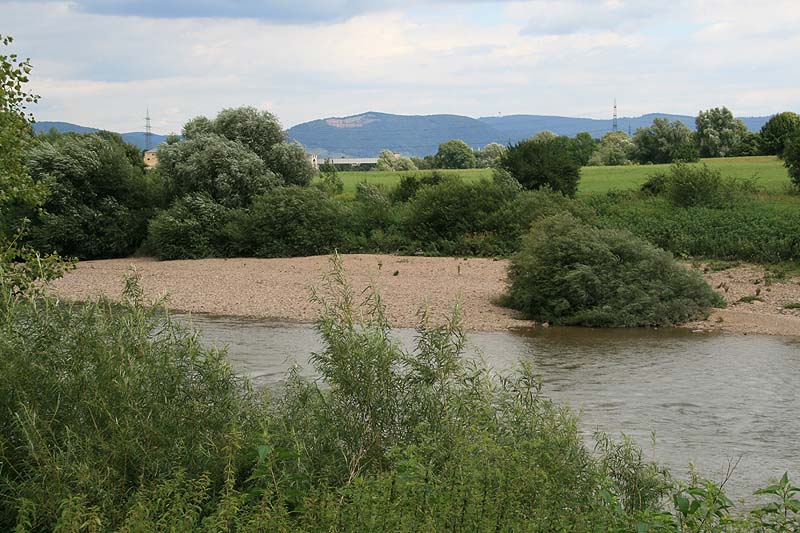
[{"xmin": 3, "ymin": 0, "xmax": 799, "ymax": 133}]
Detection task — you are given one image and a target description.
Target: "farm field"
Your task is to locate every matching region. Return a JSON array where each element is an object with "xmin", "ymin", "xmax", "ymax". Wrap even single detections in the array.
[{"xmin": 333, "ymin": 155, "xmax": 790, "ymax": 196}]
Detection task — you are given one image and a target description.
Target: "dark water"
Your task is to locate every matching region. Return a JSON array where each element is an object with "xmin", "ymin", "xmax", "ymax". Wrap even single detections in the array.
[{"xmin": 178, "ymin": 314, "xmax": 800, "ymax": 502}]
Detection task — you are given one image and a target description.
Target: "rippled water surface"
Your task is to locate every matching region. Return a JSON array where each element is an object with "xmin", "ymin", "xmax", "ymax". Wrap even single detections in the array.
[{"xmin": 178, "ymin": 314, "xmax": 800, "ymax": 502}]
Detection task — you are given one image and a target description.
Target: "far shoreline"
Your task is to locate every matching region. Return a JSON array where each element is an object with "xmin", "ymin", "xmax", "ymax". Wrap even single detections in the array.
[{"xmin": 49, "ymin": 254, "xmax": 800, "ymax": 337}]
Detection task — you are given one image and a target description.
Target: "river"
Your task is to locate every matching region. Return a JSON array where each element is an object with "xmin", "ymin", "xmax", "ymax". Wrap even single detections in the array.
[{"xmin": 177, "ymin": 313, "xmax": 800, "ymax": 503}]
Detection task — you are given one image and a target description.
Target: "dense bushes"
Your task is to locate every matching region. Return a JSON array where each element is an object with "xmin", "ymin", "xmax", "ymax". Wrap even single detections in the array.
[
  {"xmin": 20, "ymin": 131, "xmax": 161, "ymax": 258},
  {"xmin": 236, "ymin": 187, "xmax": 346, "ymax": 257},
  {"xmin": 1, "ymin": 263, "xmax": 796, "ymax": 530},
  {"xmin": 147, "ymin": 193, "xmax": 232, "ymax": 260},
  {"xmin": 503, "ymin": 213, "xmax": 724, "ymax": 327},
  {"xmin": 499, "ymin": 135, "xmax": 581, "ymax": 196}
]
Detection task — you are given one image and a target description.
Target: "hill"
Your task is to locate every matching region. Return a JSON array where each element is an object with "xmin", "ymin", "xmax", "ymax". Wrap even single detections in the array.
[
  {"xmin": 289, "ymin": 112, "xmax": 772, "ymax": 158},
  {"xmin": 32, "ymin": 121, "xmax": 169, "ymax": 150}
]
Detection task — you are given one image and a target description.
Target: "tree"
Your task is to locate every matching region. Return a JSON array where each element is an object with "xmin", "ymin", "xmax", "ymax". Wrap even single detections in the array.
[
  {"xmin": 0, "ymin": 35, "xmax": 46, "ymax": 230},
  {"xmin": 499, "ymin": 136, "xmax": 580, "ymax": 196},
  {"xmin": 760, "ymin": 112, "xmax": 800, "ymax": 157},
  {"xmin": 694, "ymin": 106, "xmax": 748, "ymax": 158},
  {"xmin": 266, "ymin": 141, "xmax": 315, "ymax": 186},
  {"xmin": 435, "ymin": 139, "xmax": 476, "ymax": 169},
  {"xmin": 376, "ymin": 149, "xmax": 417, "ymax": 171},
  {"xmin": 632, "ymin": 118, "xmax": 697, "ymax": 164},
  {"xmin": 1, "ymin": 34, "xmax": 70, "ymax": 295},
  {"xmin": 570, "ymin": 132, "xmax": 597, "ymax": 166},
  {"xmin": 210, "ymin": 106, "xmax": 285, "ymax": 162},
  {"xmin": 182, "ymin": 116, "xmax": 212, "ymax": 140},
  {"xmin": 785, "ymin": 134, "xmax": 800, "ymax": 186},
  {"xmin": 156, "ymin": 134, "xmax": 280, "ymax": 208},
  {"xmin": 475, "ymin": 142, "xmax": 506, "ymax": 168},
  {"xmin": 24, "ymin": 131, "xmax": 161, "ymax": 258},
  {"xmin": 588, "ymin": 131, "xmax": 634, "ymax": 166}
]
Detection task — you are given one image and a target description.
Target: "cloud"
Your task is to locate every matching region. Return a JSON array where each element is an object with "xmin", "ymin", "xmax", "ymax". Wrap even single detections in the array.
[
  {"xmin": 2, "ymin": 0, "xmax": 798, "ymax": 134},
  {"xmin": 3, "ymin": 0, "xmax": 514, "ymax": 23}
]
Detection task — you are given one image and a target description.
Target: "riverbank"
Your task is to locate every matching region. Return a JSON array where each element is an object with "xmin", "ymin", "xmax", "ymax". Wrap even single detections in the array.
[{"xmin": 49, "ymin": 254, "xmax": 800, "ymax": 335}]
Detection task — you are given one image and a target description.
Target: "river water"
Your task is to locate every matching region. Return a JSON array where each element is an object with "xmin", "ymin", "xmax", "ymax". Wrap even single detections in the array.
[{"xmin": 178, "ymin": 314, "xmax": 800, "ymax": 502}]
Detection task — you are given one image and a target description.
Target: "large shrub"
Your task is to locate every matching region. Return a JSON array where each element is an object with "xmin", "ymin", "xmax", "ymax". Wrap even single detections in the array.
[
  {"xmin": 157, "ymin": 133, "xmax": 279, "ymax": 208},
  {"xmin": 499, "ymin": 136, "xmax": 581, "ymax": 196},
  {"xmin": 760, "ymin": 111, "xmax": 800, "ymax": 157},
  {"xmin": 641, "ymin": 163, "xmax": 758, "ymax": 209},
  {"xmin": 22, "ymin": 131, "xmax": 159, "ymax": 258},
  {"xmin": 785, "ymin": 134, "xmax": 800, "ymax": 186},
  {"xmin": 236, "ymin": 186, "xmax": 346, "ymax": 257},
  {"xmin": 266, "ymin": 140, "xmax": 316, "ymax": 186},
  {"xmin": 147, "ymin": 193, "xmax": 231, "ymax": 260},
  {"xmin": 403, "ymin": 178, "xmax": 516, "ymax": 254},
  {"xmin": 503, "ymin": 213, "xmax": 724, "ymax": 327}
]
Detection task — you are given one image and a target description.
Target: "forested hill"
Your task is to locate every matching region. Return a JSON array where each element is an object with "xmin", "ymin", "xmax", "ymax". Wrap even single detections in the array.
[
  {"xmin": 33, "ymin": 121, "xmax": 169, "ymax": 150},
  {"xmin": 34, "ymin": 111, "xmax": 773, "ymax": 157},
  {"xmin": 288, "ymin": 112, "xmax": 772, "ymax": 157}
]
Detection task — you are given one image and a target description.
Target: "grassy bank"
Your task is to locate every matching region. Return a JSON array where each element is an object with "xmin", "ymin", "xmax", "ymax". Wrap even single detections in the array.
[{"xmin": 333, "ymin": 156, "xmax": 788, "ymax": 195}]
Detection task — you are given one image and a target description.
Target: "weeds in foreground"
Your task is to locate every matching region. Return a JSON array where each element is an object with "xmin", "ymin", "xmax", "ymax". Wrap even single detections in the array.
[{"xmin": 0, "ymin": 255, "xmax": 797, "ymax": 530}]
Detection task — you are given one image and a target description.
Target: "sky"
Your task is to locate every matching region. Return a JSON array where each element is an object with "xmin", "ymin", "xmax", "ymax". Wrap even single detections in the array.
[{"xmin": 3, "ymin": 0, "xmax": 799, "ymax": 134}]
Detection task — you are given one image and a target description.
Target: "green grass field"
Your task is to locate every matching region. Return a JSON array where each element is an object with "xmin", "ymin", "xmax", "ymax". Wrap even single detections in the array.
[{"xmin": 331, "ymin": 156, "xmax": 790, "ymax": 196}]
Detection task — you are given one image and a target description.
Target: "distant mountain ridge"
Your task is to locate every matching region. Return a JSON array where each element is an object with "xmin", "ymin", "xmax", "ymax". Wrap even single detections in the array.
[
  {"xmin": 288, "ymin": 111, "xmax": 774, "ymax": 158},
  {"xmin": 32, "ymin": 121, "xmax": 169, "ymax": 151},
  {"xmin": 34, "ymin": 111, "xmax": 776, "ymax": 157}
]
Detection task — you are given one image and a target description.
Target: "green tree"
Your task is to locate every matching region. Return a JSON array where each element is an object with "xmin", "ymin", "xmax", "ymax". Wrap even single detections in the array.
[
  {"xmin": 570, "ymin": 132, "xmax": 597, "ymax": 166},
  {"xmin": 266, "ymin": 141, "xmax": 315, "ymax": 186},
  {"xmin": 435, "ymin": 139, "xmax": 476, "ymax": 169},
  {"xmin": 376, "ymin": 149, "xmax": 417, "ymax": 171},
  {"xmin": 0, "ymin": 35, "xmax": 46, "ymax": 230},
  {"xmin": 695, "ymin": 106, "xmax": 749, "ymax": 158},
  {"xmin": 24, "ymin": 131, "xmax": 161, "ymax": 258},
  {"xmin": 632, "ymin": 118, "xmax": 698, "ymax": 164},
  {"xmin": 588, "ymin": 131, "xmax": 634, "ymax": 166},
  {"xmin": 209, "ymin": 106, "xmax": 285, "ymax": 162},
  {"xmin": 475, "ymin": 142, "xmax": 506, "ymax": 168},
  {"xmin": 181, "ymin": 116, "xmax": 212, "ymax": 140},
  {"xmin": 760, "ymin": 111, "xmax": 800, "ymax": 157},
  {"xmin": 1, "ymin": 34, "xmax": 71, "ymax": 296},
  {"xmin": 499, "ymin": 136, "xmax": 581, "ymax": 196},
  {"xmin": 156, "ymin": 134, "xmax": 280, "ymax": 208},
  {"xmin": 785, "ymin": 134, "xmax": 800, "ymax": 186}
]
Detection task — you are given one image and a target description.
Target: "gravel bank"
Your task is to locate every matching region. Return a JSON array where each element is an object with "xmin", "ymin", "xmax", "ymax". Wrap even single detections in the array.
[{"xmin": 49, "ymin": 255, "xmax": 800, "ymax": 336}]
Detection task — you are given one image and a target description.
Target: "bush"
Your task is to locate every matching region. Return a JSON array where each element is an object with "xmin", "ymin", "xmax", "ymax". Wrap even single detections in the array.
[
  {"xmin": 0, "ymin": 275, "xmax": 263, "ymax": 529},
  {"xmin": 786, "ymin": 134, "xmax": 800, "ymax": 186},
  {"xmin": 643, "ymin": 163, "xmax": 758, "ymax": 209},
  {"xmin": 503, "ymin": 213, "xmax": 724, "ymax": 326},
  {"xmin": 403, "ymin": 178, "xmax": 516, "ymax": 254},
  {"xmin": 389, "ymin": 171, "xmax": 452, "ymax": 203},
  {"xmin": 236, "ymin": 186, "xmax": 346, "ymax": 257},
  {"xmin": 147, "ymin": 193, "xmax": 231, "ymax": 260},
  {"xmin": 499, "ymin": 136, "xmax": 581, "ymax": 196}
]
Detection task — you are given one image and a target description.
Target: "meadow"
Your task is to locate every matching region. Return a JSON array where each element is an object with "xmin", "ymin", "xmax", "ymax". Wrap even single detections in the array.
[{"xmin": 335, "ymin": 156, "xmax": 790, "ymax": 195}]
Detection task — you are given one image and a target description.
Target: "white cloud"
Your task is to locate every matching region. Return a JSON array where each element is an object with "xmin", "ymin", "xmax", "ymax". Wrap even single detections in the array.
[{"xmin": 2, "ymin": 0, "xmax": 798, "ymax": 133}]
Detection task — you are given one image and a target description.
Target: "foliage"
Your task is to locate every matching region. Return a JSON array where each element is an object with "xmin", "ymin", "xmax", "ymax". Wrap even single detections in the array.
[
  {"xmin": 266, "ymin": 140, "xmax": 315, "ymax": 186},
  {"xmin": 0, "ymin": 273, "xmax": 264, "ymax": 530},
  {"xmin": 592, "ymin": 193, "xmax": 800, "ymax": 263},
  {"xmin": 760, "ymin": 111, "xmax": 800, "ymax": 157},
  {"xmin": 147, "ymin": 193, "xmax": 232, "ymax": 260},
  {"xmin": 435, "ymin": 138, "xmax": 476, "ymax": 169},
  {"xmin": 0, "ymin": 34, "xmax": 47, "ymax": 225},
  {"xmin": 235, "ymin": 187, "xmax": 346, "ymax": 257},
  {"xmin": 206, "ymin": 106, "xmax": 285, "ymax": 163},
  {"xmin": 640, "ymin": 163, "xmax": 759, "ymax": 209},
  {"xmin": 21, "ymin": 131, "xmax": 160, "ymax": 258},
  {"xmin": 315, "ymin": 158, "xmax": 343, "ymax": 195},
  {"xmin": 500, "ymin": 135, "xmax": 581, "ymax": 196},
  {"xmin": 695, "ymin": 106, "xmax": 749, "ymax": 158},
  {"xmin": 503, "ymin": 213, "xmax": 724, "ymax": 326},
  {"xmin": 632, "ymin": 118, "xmax": 698, "ymax": 164},
  {"xmin": 589, "ymin": 131, "xmax": 635, "ymax": 166},
  {"xmin": 475, "ymin": 141, "xmax": 506, "ymax": 168},
  {"xmin": 784, "ymin": 134, "xmax": 800, "ymax": 186},
  {"xmin": 571, "ymin": 132, "xmax": 597, "ymax": 166},
  {"xmin": 402, "ymin": 178, "xmax": 516, "ymax": 254},
  {"xmin": 388, "ymin": 170, "xmax": 452, "ymax": 203},
  {"xmin": 376, "ymin": 149, "xmax": 417, "ymax": 171},
  {"xmin": 157, "ymin": 133, "xmax": 280, "ymax": 208}
]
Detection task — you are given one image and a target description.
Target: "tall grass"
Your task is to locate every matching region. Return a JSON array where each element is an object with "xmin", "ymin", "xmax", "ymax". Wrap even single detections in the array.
[{"xmin": 1, "ymin": 259, "xmax": 797, "ymax": 530}]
